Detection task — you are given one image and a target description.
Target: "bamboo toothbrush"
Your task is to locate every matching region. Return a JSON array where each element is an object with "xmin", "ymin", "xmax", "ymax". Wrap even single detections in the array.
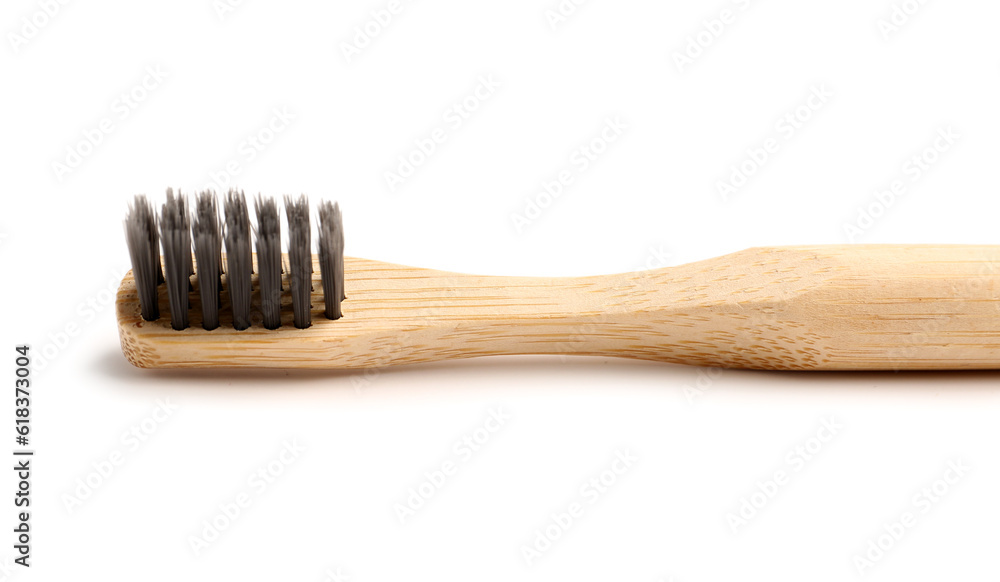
[{"xmin": 117, "ymin": 191, "xmax": 1000, "ymax": 371}]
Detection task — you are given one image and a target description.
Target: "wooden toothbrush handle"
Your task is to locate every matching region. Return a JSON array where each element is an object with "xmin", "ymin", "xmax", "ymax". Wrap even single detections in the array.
[
  {"xmin": 117, "ymin": 245, "xmax": 1000, "ymax": 370},
  {"xmin": 584, "ymin": 244, "xmax": 1000, "ymax": 370}
]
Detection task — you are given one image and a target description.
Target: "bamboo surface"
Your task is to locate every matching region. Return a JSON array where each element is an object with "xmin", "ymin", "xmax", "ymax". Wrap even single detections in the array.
[{"xmin": 115, "ymin": 245, "xmax": 1000, "ymax": 370}]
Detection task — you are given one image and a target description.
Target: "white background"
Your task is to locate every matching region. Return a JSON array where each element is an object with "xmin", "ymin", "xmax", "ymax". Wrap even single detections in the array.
[{"xmin": 3, "ymin": 0, "xmax": 1000, "ymax": 579}]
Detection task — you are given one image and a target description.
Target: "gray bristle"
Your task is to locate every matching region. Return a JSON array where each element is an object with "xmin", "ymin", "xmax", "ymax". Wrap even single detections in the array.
[
  {"xmin": 124, "ymin": 195, "xmax": 161, "ymax": 321},
  {"xmin": 318, "ymin": 201, "xmax": 345, "ymax": 320},
  {"xmin": 254, "ymin": 195, "xmax": 282, "ymax": 329},
  {"xmin": 224, "ymin": 189, "xmax": 252, "ymax": 331},
  {"xmin": 285, "ymin": 194, "xmax": 312, "ymax": 329},
  {"xmin": 193, "ymin": 191, "xmax": 222, "ymax": 330},
  {"xmin": 160, "ymin": 189, "xmax": 191, "ymax": 330},
  {"xmin": 124, "ymin": 190, "xmax": 348, "ymax": 332},
  {"xmin": 172, "ymin": 187, "xmax": 194, "ymax": 291}
]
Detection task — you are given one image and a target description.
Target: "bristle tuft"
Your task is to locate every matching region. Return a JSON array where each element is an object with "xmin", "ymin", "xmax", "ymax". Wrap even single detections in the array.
[
  {"xmin": 124, "ymin": 189, "xmax": 348, "ymax": 332},
  {"xmin": 124, "ymin": 195, "xmax": 161, "ymax": 321},
  {"xmin": 254, "ymin": 195, "xmax": 282, "ymax": 329},
  {"xmin": 285, "ymin": 195, "xmax": 312, "ymax": 329},
  {"xmin": 224, "ymin": 189, "xmax": 252, "ymax": 330},
  {"xmin": 160, "ymin": 189, "xmax": 191, "ymax": 330},
  {"xmin": 193, "ymin": 191, "xmax": 222, "ymax": 330},
  {"xmin": 318, "ymin": 201, "xmax": 345, "ymax": 320}
]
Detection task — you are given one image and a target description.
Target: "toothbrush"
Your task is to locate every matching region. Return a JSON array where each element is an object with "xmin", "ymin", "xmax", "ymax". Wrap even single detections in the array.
[{"xmin": 117, "ymin": 191, "xmax": 1000, "ymax": 370}]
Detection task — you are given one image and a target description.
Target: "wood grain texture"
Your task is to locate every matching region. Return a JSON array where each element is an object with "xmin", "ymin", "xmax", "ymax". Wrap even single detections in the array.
[{"xmin": 115, "ymin": 245, "xmax": 1000, "ymax": 370}]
